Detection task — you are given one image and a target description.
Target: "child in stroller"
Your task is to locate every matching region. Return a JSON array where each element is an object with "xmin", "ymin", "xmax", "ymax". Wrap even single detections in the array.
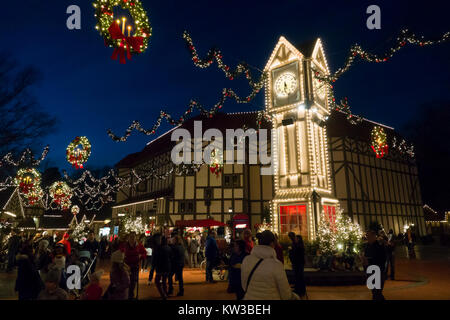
[{"xmin": 68, "ymin": 249, "xmax": 97, "ymax": 299}]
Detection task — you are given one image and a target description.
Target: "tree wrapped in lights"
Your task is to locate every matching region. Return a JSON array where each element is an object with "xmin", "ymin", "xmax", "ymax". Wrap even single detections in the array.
[
  {"xmin": 317, "ymin": 209, "xmax": 363, "ymax": 256},
  {"xmin": 371, "ymin": 126, "xmax": 388, "ymax": 158},
  {"xmin": 120, "ymin": 215, "xmax": 146, "ymax": 235},
  {"xmin": 66, "ymin": 136, "xmax": 92, "ymax": 169},
  {"xmin": 70, "ymin": 215, "xmax": 94, "ymax": 242},
  {"xmin": 93, "ymin": 0, "xmax": 152, "ymax": 64}
]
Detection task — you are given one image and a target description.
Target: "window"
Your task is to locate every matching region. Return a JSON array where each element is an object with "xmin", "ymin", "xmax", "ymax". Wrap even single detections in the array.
[
  {"xmin": 179, "ymin": 201, "xmax": 195, "ymax": 213},
  {"xmin": 279, "ymin": 204, "xmax": 308, "ymax": 239},
  {"xmin": 323, "ymin": 205, "xmax": 336, "ymax": 228},
  {"xmin": 224, "ymin": 174, "xmax": 240, "ymax": 187}
]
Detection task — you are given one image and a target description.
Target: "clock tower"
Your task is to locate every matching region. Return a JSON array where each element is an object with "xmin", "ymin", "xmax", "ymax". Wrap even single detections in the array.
[{"xmin": 264, "ymin": 36, "xmax": 338, "ymax": 240}]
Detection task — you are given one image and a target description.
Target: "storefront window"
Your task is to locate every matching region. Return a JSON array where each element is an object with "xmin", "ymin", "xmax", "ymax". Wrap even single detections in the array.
[
  {"xmin": 323, "ymin": 205, "xmax": 336, "ymax": 228},
  {"xmin": 279, "ymin": 204, "xmax": 307, "ymax": 238}
]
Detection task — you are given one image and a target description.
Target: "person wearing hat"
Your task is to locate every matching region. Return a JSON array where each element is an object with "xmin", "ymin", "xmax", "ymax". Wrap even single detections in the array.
[
  {"xmin": 82, "ymin": 269, "xmax": 104, "ymax": 300},
  {"xmin": 37, "ymin": 267, "xmax": 68, "ymax": 300},
  {"xmin": 106, "ymin": 250, "xmax": 130, "ymax": 300},
  {"xmin": 57, "ymin": 233, "xmax": 71, "ymax": 256}
]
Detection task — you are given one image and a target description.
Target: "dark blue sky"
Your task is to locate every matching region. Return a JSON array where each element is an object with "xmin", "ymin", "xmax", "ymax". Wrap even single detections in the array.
[{"xmin": 2, "ymin": 0, "xmax": 449, "ymax": 171}]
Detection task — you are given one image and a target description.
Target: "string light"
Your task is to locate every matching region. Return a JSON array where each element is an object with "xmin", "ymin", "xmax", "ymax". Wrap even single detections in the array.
[{"xmin": 0, "ymin": 146, "xmax": 49, "ymax": 168}]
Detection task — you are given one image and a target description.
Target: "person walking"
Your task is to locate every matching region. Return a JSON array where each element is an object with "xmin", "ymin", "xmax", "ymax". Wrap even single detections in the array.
[
  {"xmin": 106, "ymin": 250, "xmax": 130, "ymax": 300},
  {"xmin": 6, "ymin": 231, "xmax": 21, "ymax": 272},
  {"xmin": 168, "ymin": 236, "xmax": 185, "ymax": 296},
  {"xmin": 364, "ymin": 230, "xmax": 387, "ymax": 300},
  {"xmin": 243, "ymin": 229, "xmax": 254, "ymax": 254},
  {"xmin": 35, "ymin": 239, "xmax": 52, "ymax": 282},
  {"xmin": 205, "ymin": 230, "xmax": 219, "ymax": 283},
  {"xmin": 274, "ymin": 234, "xmax": 284, "ymax": 264},
  {"xmin": 385, "ymin": 229, "xmax": 396, "ymax": 280},
  {"xmin": 15, "ymin": 242, "xmax": 43, "ymax": 300},
  {"xmin": 82, "ymin": 231, "xmax": 99, "ymax": 272},
  {"xmin": 288, "ymin": 232, "xmax": 306, "ymax": 298},
  {"xmin": 229, "ymin": 240, "xmax": 248, "ymax": 300},
  {"xmin": 122, "ymin": 232, "xmax": 146, "ymax": 300},
  {"xmin": 189, "ymin": 236, "xmax": 200, "ymax": 268},
  {"xmin": 153, "ymin": 235, "xmax": 172, "ymax": 300},
  {"xmin": 241, "ymin": 230, "xmax": 299, "ymax": 300}
]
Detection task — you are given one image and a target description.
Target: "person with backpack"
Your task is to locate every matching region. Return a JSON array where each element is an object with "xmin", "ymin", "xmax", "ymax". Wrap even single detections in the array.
[{"xmin": 241, "ymin": 230, "xmax": 299, "ymax": 300}]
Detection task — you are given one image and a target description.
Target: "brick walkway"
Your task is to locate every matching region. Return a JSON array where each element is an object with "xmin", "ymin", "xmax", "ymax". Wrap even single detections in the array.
[{"xmin": 1, "ymin": 245, "xmax": 449, "ymax": 300}]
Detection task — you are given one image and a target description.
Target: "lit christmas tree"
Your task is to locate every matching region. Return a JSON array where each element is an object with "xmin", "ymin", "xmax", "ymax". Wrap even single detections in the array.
[
  {"xmin": 120, "ymin": 216, "xmax": 147, "ymax": 235},
  {"xmin": 317, "ymin": 209, "xmax": 363, "ymax": 256}
]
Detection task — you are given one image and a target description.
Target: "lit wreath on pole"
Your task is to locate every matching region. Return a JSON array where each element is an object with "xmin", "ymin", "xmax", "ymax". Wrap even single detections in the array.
[
  {"xmin": 66, "ymin": 136, "xmax": 92, "ymax": 169},
  {"xmin": 49, "ymin": 181, "xmax": 73, "ymax": 210},
  {"xmin": 93, "ymin": 0, "xmax": 152, "ymax": 64},
  {"xmin": 15, "ymin": 168, "xmax": 41, "ymax": 195}
]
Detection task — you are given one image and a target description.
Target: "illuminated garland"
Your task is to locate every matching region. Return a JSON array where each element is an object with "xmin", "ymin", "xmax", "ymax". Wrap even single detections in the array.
[
  {"xmin": 121, "ymin": 215, "xmax": 147, "ymax": 235},
  {"xmin": 108, "ymin": 88, "xmax": 259, "ymax": 141},
  {"xmin": 392, "ymin": 136, "xmax": 414, "ymax": 158},
  {"xmin": 66, "ymin": 136, "xmax": 92, "ymax": 169},
  {"xmin": 314, "ymin": 29, "xmax": 450, "ymax": 84},
  {"xmin": 15, "ymin": 168, "xmax": 41, "ymax": 195},
  {"xmin": 93, "ymin": 0, "xmax": 151, "ymax": 64},
  {"xmin": 183, "ymin": 31, "xmax": 266, "ymax": 97},
  {"xmin": 0, "ymin": 146, "xmax": 49, "ymax": 168},
  {"xmin": 49, "ymin": 181, "xmax": 73, "ymax": 210},
  {"xmin": 371, "ymin": 126, "xmax": 388, "ymax": 158}
]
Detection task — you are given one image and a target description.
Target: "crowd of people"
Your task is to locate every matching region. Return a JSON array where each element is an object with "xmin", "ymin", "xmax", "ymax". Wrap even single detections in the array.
[{"xmin": 2, "ymin": 224, "xmax": 415, "ymax": 301}]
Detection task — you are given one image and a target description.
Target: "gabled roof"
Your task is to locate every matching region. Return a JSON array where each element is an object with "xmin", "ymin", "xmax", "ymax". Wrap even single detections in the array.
[
  {"xmin": 264, "ymin": 36, "xmax": 305, "ymax": 71},
  {"xmin": 116, "ymin": 112, "xmax": 271, "ymax": 169},
  {"xmin": 0, "ymin": 187, "xmax": 15, "ymax": 209}
]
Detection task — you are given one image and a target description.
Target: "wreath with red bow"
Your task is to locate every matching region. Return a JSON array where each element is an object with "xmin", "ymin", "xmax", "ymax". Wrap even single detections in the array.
[{"xmin": 93, "ymin": 0, "xmax": 152, "ymax": 64}]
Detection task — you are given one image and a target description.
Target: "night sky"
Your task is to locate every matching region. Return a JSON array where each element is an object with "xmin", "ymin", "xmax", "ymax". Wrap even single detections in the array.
[{"xmin": 2, "ymin": 0, "xmax": 449, "ymax": 171}]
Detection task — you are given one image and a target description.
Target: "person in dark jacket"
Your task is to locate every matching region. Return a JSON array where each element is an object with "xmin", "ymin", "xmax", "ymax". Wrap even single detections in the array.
[
  {"xmin": 152, "ymin": 235, "xmax": 172, "ymax": 300},
  {"xmin": 274, "ymin": 233, "xmax": 284, "ymax": 264},
  {"xmin": 386, "ymin": 229, "xmax": 396, "ymax": 280},
  {"xmin": 288, "ymin": 232, "xmax": 306, "ymax": 298},
  {"xmin": 35, "ymin": 240, "xmax": 52, "ymax": 282},
  {"xmin": 364, "ymin": 230, "xmax": 387, "ymax": 300},
  {"xmin": 15, "ymin": 241, "xmax": 43, "ymax": 300},
  {"xmin": 168, "ymin": 236, "xmax": 185, "ymax": 296},
  {"xmin": 205, "ymin": 230, "xmax": 219, "ymax": 283},
  {"xmin": 229, "ymin": 240, "xmax": 248, "ymax": 300},
  {"xmin": 6, "ymin": 231, "xmax": 21, "ymax": 272},
  {"xmin": 82, "ymin": 231, "xmax": 99, "ymax": 272}
]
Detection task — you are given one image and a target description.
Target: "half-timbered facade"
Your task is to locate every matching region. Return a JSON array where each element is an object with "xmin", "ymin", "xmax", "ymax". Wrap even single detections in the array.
[{"xmin": 113, "ymin": 35, "xmax": 426, "ymax": 239}]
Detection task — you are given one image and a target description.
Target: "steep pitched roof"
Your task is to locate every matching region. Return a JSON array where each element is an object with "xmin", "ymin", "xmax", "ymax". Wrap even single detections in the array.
[{"xmin": 0, "ymin": 187, "xmax": 16, "ymax": 209}]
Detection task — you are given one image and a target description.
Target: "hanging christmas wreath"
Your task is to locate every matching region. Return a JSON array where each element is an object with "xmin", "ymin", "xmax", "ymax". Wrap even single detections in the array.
[
  {"xmin": 66, "ymin": 136, "xmax": 92, "ymax": 169},
  {"xmin": 71, "ymin": 205, "xmax": 80, "ymax": 215},
  {"xmin": 49, "ymin": 181, "xmax": 73, "ymax": 210},
  {"xmin": 371, "ymin": 126, "xmax": 388, "ymax": 158},
  {"xmin": 15, "ymin": 168, "xmax": 41, "ymax": 195},
  {"xmin": 208, "ymin": 148, "xmax": 223, "ymax": 176},
  {"xmin": 24, "ymin": 185, "xmax": 44, "ymax": 206},
  {"xmin": 93, "ymin": 0, "xmax": 152, "ymax": 64}
]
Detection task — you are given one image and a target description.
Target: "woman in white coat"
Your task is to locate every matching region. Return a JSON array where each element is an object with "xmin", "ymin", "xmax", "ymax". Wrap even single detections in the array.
[{"xmin": 241, "ymin": 230, "xmax": 299, "ymax": 300}]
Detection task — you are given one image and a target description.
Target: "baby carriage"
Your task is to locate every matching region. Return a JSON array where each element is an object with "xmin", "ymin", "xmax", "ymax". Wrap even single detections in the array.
[{"xmin": 69, "ymin": 250, "xmax": 97, "ymax": 299}]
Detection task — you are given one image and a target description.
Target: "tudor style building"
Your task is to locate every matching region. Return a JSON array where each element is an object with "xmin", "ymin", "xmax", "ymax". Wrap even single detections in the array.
[{"xmin": 112, "ymin": 36, "xmax": 426, "ymax": 239}]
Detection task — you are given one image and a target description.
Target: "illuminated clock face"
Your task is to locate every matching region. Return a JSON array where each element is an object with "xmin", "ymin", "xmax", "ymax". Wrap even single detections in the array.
[
  {"xmin": 274, "ymin": 72, "xmax": 298, "ymax": 97},
  {"xmin": 314, "ymin": 78, "xmax": 327, "ymax": 100}
]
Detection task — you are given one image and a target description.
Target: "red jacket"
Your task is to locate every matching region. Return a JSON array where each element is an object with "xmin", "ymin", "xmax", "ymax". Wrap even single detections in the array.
[
  {"xmin": 275, "ymin": 244, "xmax": 284, "ymax": 264},
  {"xmin": 244, "ymin": 239, "xmax": 254, "ymax": 254},
  {"xmin": 58, "ymin": 239, "xmax": 71, "ymax": 256},
  {"xmin": 121, "ymin": 242, "xmax": 146, "ymax": 268}
]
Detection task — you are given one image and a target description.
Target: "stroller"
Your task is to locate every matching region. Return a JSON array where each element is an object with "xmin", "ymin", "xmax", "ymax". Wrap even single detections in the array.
[{"xmin": 69, "ymin": 250, "xmax": 97, "ymax": 299}]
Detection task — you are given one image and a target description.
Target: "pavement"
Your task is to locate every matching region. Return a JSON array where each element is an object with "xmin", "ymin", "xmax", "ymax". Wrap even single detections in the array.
[{"xmin": 1, "ymin": 245, "xmax": 449, "ymax": 300}]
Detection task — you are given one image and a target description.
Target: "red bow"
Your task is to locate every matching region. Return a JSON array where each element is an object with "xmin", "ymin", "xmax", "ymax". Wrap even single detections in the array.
[{"xmin": 108, "ymin": 22, "xmax": 144, "ymax": 64}]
